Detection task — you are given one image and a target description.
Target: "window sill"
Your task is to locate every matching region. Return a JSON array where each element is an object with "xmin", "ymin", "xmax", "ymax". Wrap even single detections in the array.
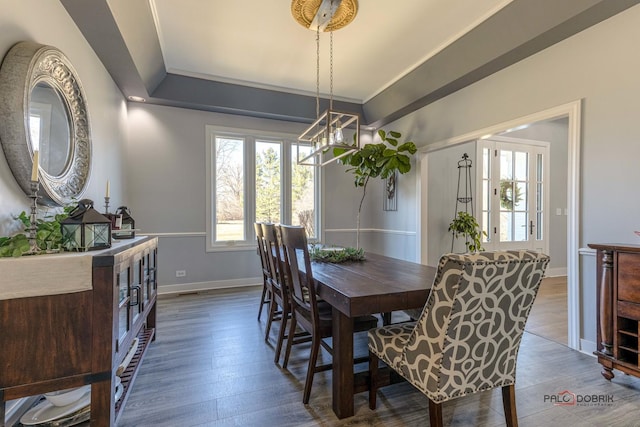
[{"xmin": 206, "ymin": 243, "xmax": 256, "ymax": 253}]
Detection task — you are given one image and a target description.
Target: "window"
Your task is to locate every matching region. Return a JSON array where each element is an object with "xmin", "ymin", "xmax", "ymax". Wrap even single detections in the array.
[
  {"xmin": 214, "ymin": 136, "xmax": 245, "ymax": 241},
  {"xmin": 206, "ymin": 126, "xmax": 319, "ymax": 250}
]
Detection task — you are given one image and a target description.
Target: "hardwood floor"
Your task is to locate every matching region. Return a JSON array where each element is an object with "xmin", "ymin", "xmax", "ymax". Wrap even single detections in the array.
[
  {"xmin": 526, "ymin": 276, "xmax": 568, "ymax": 345},
  {"xmin": 114, "ymin": 286, "xmax": 640, "ymax": 427}
]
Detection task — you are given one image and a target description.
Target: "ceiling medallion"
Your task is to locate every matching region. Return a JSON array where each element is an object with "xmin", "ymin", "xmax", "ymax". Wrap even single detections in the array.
[{"xmin": 291, "ymin": 0, "xmax": 358, "ymax": 32}]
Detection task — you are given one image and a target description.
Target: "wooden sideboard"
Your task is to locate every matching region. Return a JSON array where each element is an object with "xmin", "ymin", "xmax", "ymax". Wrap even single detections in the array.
[
  {"xmin": 589, "ymin": 243, "xmax": 640, "ymax": 381},
  {"xmin": 0, "ymin": 236, "xmax": 158, "ymax": 426}
]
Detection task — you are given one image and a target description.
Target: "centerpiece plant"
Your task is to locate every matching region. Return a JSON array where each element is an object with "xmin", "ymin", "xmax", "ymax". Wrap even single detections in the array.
[{"xmin": 334, "ymin": 129, "xmax": 417, "ymax": 249}]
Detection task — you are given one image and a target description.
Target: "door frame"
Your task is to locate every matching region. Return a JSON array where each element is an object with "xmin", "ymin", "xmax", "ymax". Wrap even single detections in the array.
[{"xmin": 417, "ymin": 99, "xmax": 581, "ymax": 350}]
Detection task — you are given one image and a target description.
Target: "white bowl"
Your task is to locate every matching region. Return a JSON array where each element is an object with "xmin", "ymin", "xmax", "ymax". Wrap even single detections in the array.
[{"xmin": 44, "ymin": 385, "xmax": 89, "ymax": 407}]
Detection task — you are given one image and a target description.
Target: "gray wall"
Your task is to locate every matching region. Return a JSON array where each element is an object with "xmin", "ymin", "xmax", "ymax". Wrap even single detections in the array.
[
  {"xmin": 422, "ymin": 118, "xmax": 568, "ymax": 271},
  {"xmin": 425, "ymin": 142, "xmax": 476, "ymax": 266},
  {"xmin": 323, "ymin": 131, "xmax": 419, "ymax": 261},
  {"xmin": 0, "ymin": 0, "xmax": 128, "ymax": 236},
  {"xmin": 356, "ymin": 4, "xmax": 640, "ymax": 346},
  {"xmin": 125, "ymin": 103, "xmax": 309, "ymax": 291}
]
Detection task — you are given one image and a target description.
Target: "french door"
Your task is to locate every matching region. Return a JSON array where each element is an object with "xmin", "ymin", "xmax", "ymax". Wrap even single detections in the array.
[{"xmin": 477, "ymin": 138, "xmax": 549, "ymax": 253}]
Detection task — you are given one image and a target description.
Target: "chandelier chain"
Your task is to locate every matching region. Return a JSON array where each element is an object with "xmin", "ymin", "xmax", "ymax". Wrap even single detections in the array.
[
  {"xmin": 330, "ymin": 31, "xmax": 334, "ymax": 110},
  {"xmin": 329, "ymin": 0, "xmax": 334, "ymax": 110},
  {"xmin": 315, "ymin": 25, "xmax": 320, "ymax": 120}
]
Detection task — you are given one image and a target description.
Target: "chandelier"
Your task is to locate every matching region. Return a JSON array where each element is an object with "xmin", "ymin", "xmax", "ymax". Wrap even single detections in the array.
[{"xmin": 292, "ymin": 0, "xmax": 360, "ymax": 166}]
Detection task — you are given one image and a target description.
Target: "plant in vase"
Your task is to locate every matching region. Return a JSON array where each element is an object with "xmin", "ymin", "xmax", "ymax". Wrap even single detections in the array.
[
  {"xmin": 448, "ymin": 211, "xmax": 487, "ymax": 253},
  {"xmin": 334, "ymin": 129, "xmax": 417, "ymax": 249}
]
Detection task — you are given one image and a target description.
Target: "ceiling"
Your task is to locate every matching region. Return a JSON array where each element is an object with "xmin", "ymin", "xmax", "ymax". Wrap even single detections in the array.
[
  {"xmin": 60, "ymin": 0, "xmax": 639, "ymax": 128},
  {"xmin": 150, "ymin": 0, "xmax": 512, "ymax": 103}
]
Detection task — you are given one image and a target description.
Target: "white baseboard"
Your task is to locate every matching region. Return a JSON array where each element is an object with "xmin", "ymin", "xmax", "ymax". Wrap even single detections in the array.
[
  {"xmin": 159, "ymin": 277, "xmax": 262, "ymax": 295},
  {"xmin": 580, "ymin": 339, "xmax": 597, "ymax": 356},
  {"xmin": 546, "ymin": 267, "xmax": 567, "ymax": 277}
]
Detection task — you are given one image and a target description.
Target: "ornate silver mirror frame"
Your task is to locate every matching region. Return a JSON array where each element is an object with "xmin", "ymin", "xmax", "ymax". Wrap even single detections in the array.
[{"xmin": 0, "ymin": 41, "xmax": 91, "ymax": 206}]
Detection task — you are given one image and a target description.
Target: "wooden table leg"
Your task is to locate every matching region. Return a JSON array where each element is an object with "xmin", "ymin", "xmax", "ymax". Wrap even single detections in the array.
[
  {"xmin": 332, "ymin": 308, "xmax": 354, "ymax": 419},
  {"xmin": 1, "ymin": 390, "xmax": 5, "ymax": 427}
]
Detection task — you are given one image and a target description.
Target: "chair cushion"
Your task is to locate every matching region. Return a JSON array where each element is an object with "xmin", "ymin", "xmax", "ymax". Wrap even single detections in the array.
[{"xmin": 368, "ymin": 322, "xmax": 416, "ymax": 371}]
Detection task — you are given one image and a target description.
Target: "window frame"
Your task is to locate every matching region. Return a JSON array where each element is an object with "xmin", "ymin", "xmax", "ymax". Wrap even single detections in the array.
[{"xmin": 206, "ymin": 125, "xmax": 320, "ymax": 252}]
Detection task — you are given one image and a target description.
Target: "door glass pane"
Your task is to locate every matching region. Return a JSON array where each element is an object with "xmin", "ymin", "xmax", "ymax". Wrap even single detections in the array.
[
  {"xmin": 291, "ymin": 144, "xmax": 316, "ymax": 238},
  {"xmin": 482, "ymin": 147, "xmax": 491, "ymax": 242},
  {"xmin": 536, "ymin": 154, "xmax": 544, "ymax": 240},
  {"xmin": 500, "ymin": 212, "xmax": 513, "ymax": 241},
  {"xmin": 500, "ymin": 151, "xmax": 513, "ymax": 180},
  {"xmin": 514, "ymin": 182, "xmax": 527, "ymax": 210},
  {"xmin": 537, "ymin": 211, "xmax": 543, "ymax": 240},
  {"xmin": 215, "ymin": 137, "xmax": 244, "ymax": 241},
  {"xmin": 255, "ymin": 140, "xmax": 281, "ymax": 223},
  {"xmin": 514, "ymin": 212, "xmax": 528, "ymax": 241},
  {"xmin": 482, "ymin": 148, "xmax": 490, "ymax": 179},
  {"xmin": 482, "ymin": 211, "xmax": 490, "ymax": 243},
  {"xmin": 514, "ymin": 151, "xmax": 528, "ymax": 181}
]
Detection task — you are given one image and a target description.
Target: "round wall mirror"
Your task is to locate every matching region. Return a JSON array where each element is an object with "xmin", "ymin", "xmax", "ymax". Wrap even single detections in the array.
[
  {"xmin": 0, "ymin": 41, "xmax": 91, "ymax": 206},
  {"xmin": 30, "ymin": 82, "xmax": 72, "ymax": 177}
]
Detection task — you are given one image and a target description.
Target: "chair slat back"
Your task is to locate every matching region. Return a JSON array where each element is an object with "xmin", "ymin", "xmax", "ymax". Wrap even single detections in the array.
[
  {"xmin": 278, "ymin": 225, "xmax": 316, "ymax": 322},
  {"xmin": 401, "ymin": 250, "xmax": 549, "ymax": 402},
  {"xmin": 254, "ymin": 222, "xmax": 270, "ymax": 280},
  {"xmin": 262, "ymin": 223, "xmax": 287, "ymax": 295}
]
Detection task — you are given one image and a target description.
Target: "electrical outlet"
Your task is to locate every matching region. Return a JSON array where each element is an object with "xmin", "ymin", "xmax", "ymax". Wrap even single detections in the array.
[{"xmin": 176, "ymin": 270, "xmax": 186, "ymax": 277}]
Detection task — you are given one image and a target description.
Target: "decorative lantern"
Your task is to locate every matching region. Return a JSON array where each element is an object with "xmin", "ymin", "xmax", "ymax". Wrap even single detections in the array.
[
  {"xmin": 60, "ymin": 199, "xmax": 112, "ymax": 251},
  {"xmin": 113, "ymin": 206, "xmax": 135, "ymax": 239}
]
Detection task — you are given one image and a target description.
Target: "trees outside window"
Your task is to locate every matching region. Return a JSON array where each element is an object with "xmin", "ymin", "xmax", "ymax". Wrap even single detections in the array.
[{"xmin": 207, "ymin": 126, "xmax": 318, "ymax": 250}]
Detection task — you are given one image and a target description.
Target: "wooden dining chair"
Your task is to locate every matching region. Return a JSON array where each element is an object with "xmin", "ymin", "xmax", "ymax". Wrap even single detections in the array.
[
  {"xmin": 279, "ymin": 224, "xmax": 379, "ymax": 404},
  {"xmin": 368, "ymin": 250, "xmax": 549, "ymax": 427},
  {"xmin": 261, "ymin": 222, "xmax": 304, "ymax": 365},
  {"xmin": 254, "ymin": 222, "xmax": 271, "ymax": 322}
]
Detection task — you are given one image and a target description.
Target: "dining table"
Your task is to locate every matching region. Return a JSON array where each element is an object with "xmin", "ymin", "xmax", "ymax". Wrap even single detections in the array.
[{"xmin": 310, "ymin": 252, "xmax": 436, "ymax": 419}]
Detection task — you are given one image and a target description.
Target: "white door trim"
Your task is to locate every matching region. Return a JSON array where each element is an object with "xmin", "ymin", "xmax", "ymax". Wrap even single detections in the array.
[{"xmin": 418, "ymin": 99, "xmax": 581, "ymax": 350}]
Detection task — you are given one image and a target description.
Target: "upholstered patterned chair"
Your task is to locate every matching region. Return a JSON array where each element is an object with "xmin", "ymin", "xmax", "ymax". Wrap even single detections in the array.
[{"xmin": 368, "ymin": 250, "xmax": 549, "ymax": 427}]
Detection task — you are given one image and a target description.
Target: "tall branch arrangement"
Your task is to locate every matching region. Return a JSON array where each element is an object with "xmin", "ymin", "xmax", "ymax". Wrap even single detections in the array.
[{"xmin": 334, "ymin": 129, "xmax": 417, "ymax": 248}]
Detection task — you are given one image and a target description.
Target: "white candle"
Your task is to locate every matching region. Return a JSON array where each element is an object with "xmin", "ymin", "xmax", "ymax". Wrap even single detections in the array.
[
  {"xmin": 31, "ymin": 150, "xmax": 39, "ymax": 181},
  {"xmin": 106, "ymin": 180, "xmax": 110, "ymax": 198}
]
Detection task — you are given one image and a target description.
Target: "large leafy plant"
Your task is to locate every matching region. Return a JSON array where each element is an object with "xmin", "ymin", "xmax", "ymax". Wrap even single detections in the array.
[
  {"xmin": 0, "ymin": 206, "xmax": 73, "ymax": 257},
  {"xmin": 334, "ymin": 129, "xmax": 417, "ymax": 248}
]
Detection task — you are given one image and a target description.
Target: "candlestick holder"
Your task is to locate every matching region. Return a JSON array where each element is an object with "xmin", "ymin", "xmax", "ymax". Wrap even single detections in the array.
[
  {"xmin": 104, "ymin": 196, "xmax": 110, "ymax": 214},
  {"xmin": 25, "ymin": 180, "xmax": 41, "ymax": 255}
]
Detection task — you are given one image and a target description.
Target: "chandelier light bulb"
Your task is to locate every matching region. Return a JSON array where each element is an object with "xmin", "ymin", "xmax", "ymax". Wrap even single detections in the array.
[{"xmin": 334, "ymin": 125, "xmax": 344, "ymax": 144}]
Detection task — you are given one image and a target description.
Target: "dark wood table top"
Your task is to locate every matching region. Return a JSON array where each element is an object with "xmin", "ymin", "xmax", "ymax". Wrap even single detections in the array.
[{"xmin": 312, "ymin": 252, "xmax": 435, "ymax": 317}]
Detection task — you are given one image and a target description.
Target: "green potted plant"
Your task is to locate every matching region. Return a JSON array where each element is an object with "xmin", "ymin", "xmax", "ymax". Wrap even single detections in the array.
[
  {"xmin": 448, "ymin": 211, "xmax": 487, "ymax": 253},
  {"xmin": 334, "ymin": 129, "xmax": 417, "ymax": 249},
  {"xmin": 0, "ymin": 206, "xmax": 73, "ymax": 257}
]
